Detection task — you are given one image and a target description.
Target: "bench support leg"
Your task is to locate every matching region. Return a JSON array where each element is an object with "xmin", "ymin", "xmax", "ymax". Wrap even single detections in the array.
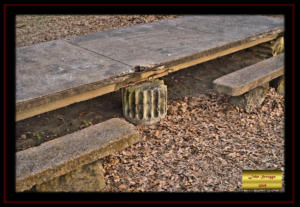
[
  {"xmin": 35, "ymin": 161, "xmax": 106, "ymax": 192},
  {"xmin": 229, "ymin": 83, "xmax": 269, "ymax": 112},
  {"xmin": 122, "ymin": 79, "xmax": 167, "ymax": 125},
  {"xmin": 270, "ymin": 76, "xmax": 284, "ymax": 96}
]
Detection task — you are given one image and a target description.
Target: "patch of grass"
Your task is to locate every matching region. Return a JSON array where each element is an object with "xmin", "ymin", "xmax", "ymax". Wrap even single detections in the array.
[
  {"xmin": 82, "ymin": 120, "xmax": 89, "ymax": 126},
  {"xmin": 183, "ymin": 87, "xmax": 192, "ymax": 95},
  {"xmin": 34, "ymin": 133, "xmax": 42, "ymax": 140}
]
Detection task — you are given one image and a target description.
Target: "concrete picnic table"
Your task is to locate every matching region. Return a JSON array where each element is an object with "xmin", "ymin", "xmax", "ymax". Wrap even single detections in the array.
[{"xmin": 16, "ymin": 15, "xmax": 284, "ymax": 121}]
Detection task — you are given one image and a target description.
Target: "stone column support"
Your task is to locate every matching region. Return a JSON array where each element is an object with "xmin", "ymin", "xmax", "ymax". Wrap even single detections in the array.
[{"xmin": 122, "ymin": 79, "xmax": 167, "ymax": 125}]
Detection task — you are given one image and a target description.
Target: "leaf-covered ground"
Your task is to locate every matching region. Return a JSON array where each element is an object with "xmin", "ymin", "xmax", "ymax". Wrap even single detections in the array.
[{"xmin": 101, "ymin": 89, "xmax": 284, "ymax": 192}]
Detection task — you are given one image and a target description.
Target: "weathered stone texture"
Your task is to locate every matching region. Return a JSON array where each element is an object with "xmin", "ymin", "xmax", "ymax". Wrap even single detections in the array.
[
  {"xmin": 36, "ymin": 161, "xmax": 106, "ymax": 192},
  {"xmin": 229, "ymin": 83, "xmax": 269, "ymax": 112},
  {"xmin": 122, "ymin": 79, "xmax": 167, "ymax": 125}
]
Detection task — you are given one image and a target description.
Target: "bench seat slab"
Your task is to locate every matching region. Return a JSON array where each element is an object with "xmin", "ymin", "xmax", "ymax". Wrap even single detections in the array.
[{"xmin": 213, "ymin": 53, "xmax": 284, "ymax": 96}]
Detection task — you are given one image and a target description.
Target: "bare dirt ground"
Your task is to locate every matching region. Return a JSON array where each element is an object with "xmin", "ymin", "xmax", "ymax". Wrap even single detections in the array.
[{"xmin": 16, "ymin": 15, "xmax": 285, "ymax": 192}]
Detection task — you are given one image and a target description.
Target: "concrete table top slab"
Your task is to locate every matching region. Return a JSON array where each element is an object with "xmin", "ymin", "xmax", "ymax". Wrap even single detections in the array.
[
  {"xmin": 16, "ymin": 15, "xmax": 284, "ymax": 121},
  {"xmin": 16, "ymin": 40, "xmax": 132, "ymax": 103}
]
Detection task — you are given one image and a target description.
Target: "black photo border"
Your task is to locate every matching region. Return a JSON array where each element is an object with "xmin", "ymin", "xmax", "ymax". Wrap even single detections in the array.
[{"xmin": 2, "ymin": 3, "xmax": 296, "ymax": 205}]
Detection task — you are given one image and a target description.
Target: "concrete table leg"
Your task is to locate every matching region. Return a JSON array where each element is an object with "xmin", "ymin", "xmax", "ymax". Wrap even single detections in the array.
[{"xmin": 122, "ymin": 79, "xmax": 167, "ymax": 125}]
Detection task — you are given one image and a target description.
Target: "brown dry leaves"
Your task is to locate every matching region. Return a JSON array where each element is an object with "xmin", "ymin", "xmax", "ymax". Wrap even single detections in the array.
[
  {"xmin": 16, "ymin": 15, "xmax": 179, "ymax": 47},
  {"xmin": 101, "ymin": 88, "xmax": 284, "ymax": 192}
]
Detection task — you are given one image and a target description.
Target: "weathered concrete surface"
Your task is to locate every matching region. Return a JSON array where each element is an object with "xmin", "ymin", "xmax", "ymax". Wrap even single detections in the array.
[
  {"xmin": 122, "ymin": 80, "xmax": 167, "ymax": 125},
  {"xmin": 213, "ymin": 53, "xmax": 284, "ymax": 96},
  {"xmin": 229, "ymin": 83, "xmax": 269, "ymax": 112},
  {"xmin": 16, "ymin": 15, "xmax": 284, "ymax": 121},
  {"xmin": 16, "ymin": 40, "xmax": 132, "ymax": 103},
  {"xmin": 35, "ymin": 161, "xmax": 106, "ymax": 192},
  {"xmin": 68, "ymin": 15, "xmax": 283, "ymax": 67},
  {"xmin": 16, "ymin": 118, "xmax": 139, "ymax": 192}
]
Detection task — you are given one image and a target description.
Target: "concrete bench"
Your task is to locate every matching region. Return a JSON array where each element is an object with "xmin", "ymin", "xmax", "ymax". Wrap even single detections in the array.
[
  {"xmin": 16, "ymin": 15, "xmax": 284, "ymax": 122},
  {"xmin": 16, "ymin": 118, "xmax": 139, "ymax": 192},
  {"xmin": 213, "ymin": 53, "xmax": 284, "ymax": 112}
]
